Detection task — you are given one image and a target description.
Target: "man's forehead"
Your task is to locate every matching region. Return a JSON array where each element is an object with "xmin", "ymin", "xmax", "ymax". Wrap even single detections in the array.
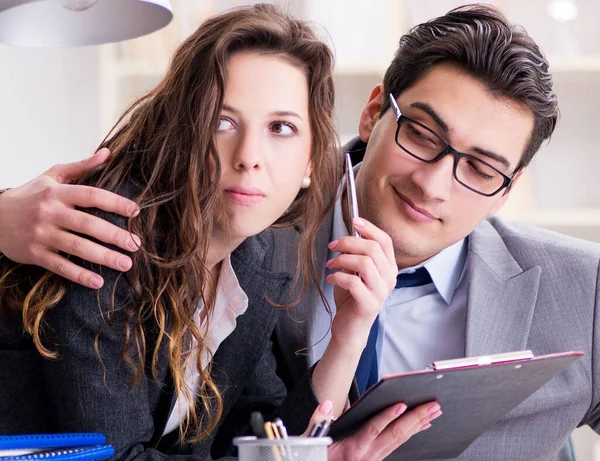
[{"xmin": 396, "ymin": 68, "xmax": 534, "ymax": 170}]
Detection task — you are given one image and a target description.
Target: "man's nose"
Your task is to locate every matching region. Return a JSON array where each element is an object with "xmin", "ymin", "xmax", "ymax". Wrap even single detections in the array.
[{"xmin": 410, "ymin": 154, "xmax": 455, "ymax": 202}]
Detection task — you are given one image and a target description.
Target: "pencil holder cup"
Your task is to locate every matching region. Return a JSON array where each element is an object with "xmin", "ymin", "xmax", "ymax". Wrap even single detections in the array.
[{"xmin": 234, "ymin": 436, "xmax": 332, "ymax": 461}]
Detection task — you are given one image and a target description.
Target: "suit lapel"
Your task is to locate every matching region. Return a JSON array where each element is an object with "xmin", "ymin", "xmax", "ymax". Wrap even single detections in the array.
[
  {"xmin": 215, "ymin": 233, "xmax": 294, "ymax": 386},
  {"xmin": 465, "ymin": 220, "xmax": 541, "ymax": 357},
  {"xmin": 271, "ymin": 214, "xmax": 333, "ymax": 381}
]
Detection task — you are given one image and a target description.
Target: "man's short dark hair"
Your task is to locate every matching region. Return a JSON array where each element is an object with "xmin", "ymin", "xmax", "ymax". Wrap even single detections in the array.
[{"xmin": 381, "ymin": 4, "xmax": 559, "ymax": 170}]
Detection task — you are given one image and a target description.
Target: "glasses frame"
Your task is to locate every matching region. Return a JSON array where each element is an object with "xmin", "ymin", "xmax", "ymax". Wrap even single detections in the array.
[{"xmin": 388, "ymin": 93, "xmax": 519, "ymax": 197}]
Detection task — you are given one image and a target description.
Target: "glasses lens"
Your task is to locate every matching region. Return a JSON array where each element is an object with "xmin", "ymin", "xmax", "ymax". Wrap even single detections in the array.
[
  {"xmin": 396, "ymin": 118, "xmax": 506, "ymax": 195},
  {"xmin": 396, "ymin": 119, "xmax": 445, "ymax": 161},
  {"xmin": 455, "ymin": 155, "xmax": 505, "ymax": 195}
]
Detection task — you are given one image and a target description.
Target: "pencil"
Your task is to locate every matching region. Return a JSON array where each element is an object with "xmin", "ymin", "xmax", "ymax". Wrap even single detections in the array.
[{"xmin": 264, "ymin": 422, "xmax": 283, "ymax": 461}]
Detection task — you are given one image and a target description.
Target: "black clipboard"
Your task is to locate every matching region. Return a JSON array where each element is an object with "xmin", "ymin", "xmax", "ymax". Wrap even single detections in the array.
[{"xmin": 328, "ymin": 351, "xmax": 582, "ymax": 460}]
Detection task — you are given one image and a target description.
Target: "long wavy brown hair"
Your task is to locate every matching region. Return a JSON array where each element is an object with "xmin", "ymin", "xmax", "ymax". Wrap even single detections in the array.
[{"xmin": 0, "ymin": 4, "xmax": 339, "ymax": 443}]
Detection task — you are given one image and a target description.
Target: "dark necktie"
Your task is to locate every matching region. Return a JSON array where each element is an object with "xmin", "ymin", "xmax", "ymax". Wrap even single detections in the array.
[{"xmin": 354, "ymin": 267, "xmax": 432, "ymax": 395}]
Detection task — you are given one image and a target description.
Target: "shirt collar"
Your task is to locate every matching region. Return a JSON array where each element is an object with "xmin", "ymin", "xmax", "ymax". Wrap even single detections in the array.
[
  {"xmin": 217, "ymin": 254, "xmax": 249, "ymax": 315},
  {"xmin": 410, "ymin": 239, "xmax": 467, "ymax": 305},
  {"xmin": 331, "ymin": 193, "xmax": 467, "ymax": 306}
]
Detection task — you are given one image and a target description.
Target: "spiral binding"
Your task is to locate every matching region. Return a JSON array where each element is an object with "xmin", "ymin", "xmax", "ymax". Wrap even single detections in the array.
[{"xmin": 1, "ymin": 445, "xmax": 115, "ymax": 461}]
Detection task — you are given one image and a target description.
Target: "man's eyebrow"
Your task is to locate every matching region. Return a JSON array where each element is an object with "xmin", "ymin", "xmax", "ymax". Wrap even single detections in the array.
[
  {"xmin": 409, "ymin": 101, "xmax": 511, "ymax": 169},
  {"xmin": 471, "ymin": 147, "xmax": 511, "ymax": 169},
  {"xmin": 410, "ymin": 101, "xmax": 449, "ymax": 135},
  {"xmin": 222, "ymin": 104, "xmax": 303, "ymax": 120}
]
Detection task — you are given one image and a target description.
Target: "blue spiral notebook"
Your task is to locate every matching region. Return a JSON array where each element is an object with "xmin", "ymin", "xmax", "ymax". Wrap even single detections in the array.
[{"xmin": 0, "ymin": 433, "xmax": 114, "ymax": 461}]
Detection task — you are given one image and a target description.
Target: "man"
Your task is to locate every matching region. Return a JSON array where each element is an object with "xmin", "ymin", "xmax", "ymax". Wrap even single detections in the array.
[
  {"xmin": 0, "ymin": 5, "xmax": 596, "ymax": 461},
  {"xmin": 269, "ymin": 6, "xmax": 595, "ymax": 460}
]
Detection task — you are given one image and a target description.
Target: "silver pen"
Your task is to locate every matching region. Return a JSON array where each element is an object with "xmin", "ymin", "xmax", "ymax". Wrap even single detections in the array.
[{"xmin": 345, "ymin": 152, "xmax": 360, "ymax": 238}]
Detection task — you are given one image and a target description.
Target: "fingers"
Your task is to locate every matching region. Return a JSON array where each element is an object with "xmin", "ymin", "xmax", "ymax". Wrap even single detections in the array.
[
  {"xmin": 326, "ymin": 272, "xmax": 379, "ymax": 317},
  {"xmin": 47, "ymin": 227, "xmax": 134, "ymax": 274},
  {"xmin": 302, "ymin": 400, "xmax": 334, "ymax": 437},
  {"xmin": 35, "ymin": 250, "xmax": 105, "ymax": 289},
  {"xmin": 327, "ymin": 218, "xmax": 397, "ymax": 288},
  {"xmin": 351, "ymin": 217, "xmax": 396, "ymax": 267},
  {"xmin": 325, "ymin": 218, "xmax": 398, "ymax": 305},
  {"xmin": 326, "ymin": 254, "xmax": 387, "ymax": 299},
  {"xmin": 376, "ymin": 402, "xmax": 442, "ymax": 459},
  {"xmin": 54, "ymin": 206, "xmax": 141, "ymax": 253},
  {"xmin": 45, "ymin": 148, "xmax": 112, "ymax": 184},
  {"xmin": 339, "ymin": 402, "xmax": 439, "ymax": 460},
  {"xmin": 328, "ymin": 237, "xmax": 389, "ymax": 281},
  {"xmin": 57, "ymin": 184, "xmax": 139, "ymax": 218}
]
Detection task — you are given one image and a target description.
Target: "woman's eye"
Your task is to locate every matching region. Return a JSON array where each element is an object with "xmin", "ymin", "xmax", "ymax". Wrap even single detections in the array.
[
  {"xmin": 270, "ymin": 122, "xmax": 296, "ymax": 136},
  {"xmin": 217, "ymin": 118, "xmax": 235, "ymax": 132}
]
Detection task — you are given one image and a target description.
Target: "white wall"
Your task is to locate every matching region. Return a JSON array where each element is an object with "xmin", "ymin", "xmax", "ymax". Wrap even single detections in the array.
[{"xmin": 0, "ymin": 44, "xmax": 102, "ymax": 188}]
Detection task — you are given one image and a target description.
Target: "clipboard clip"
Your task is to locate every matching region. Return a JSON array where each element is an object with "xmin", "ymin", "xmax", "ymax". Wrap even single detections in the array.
[{"xmin": 426, "ymin": 350, "xmax": 534, "ymax": 371}]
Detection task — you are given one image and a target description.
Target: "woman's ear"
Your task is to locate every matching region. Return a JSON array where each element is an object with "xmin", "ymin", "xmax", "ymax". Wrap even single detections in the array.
[{"xmin": 305, "ymin": 161, "xmax": 312, "ymax": 178}]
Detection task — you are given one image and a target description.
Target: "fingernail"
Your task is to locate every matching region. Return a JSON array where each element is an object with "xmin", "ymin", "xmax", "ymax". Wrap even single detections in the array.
[
  {"xmin": 90, "ymin": 276, "xmax": 104, "ymax": 289},
  {"xmin": 326, "ymin": 259, "xmax": 333, "ymax": 267},
  {"xmin": 118, "ymin": 256, "xmax": 132, "ymax": 271},
  {"xmin": 318, "ymin": 400, "xmax": 333, "ymax": 415},
  {"xmin": 328, "ymin": 240, "xmax": 338, "ymax": 250},
  {"xmin": 127, "ymin": 236, "xmax": 140, "ymax": 251},
  {"xmin": 128, "ymin": 205, "xmax": 140, "ymax": 217},
  {"xmin": 353, "ymin": 217, "xmax": 366, "ymax": 227},
  {"xmin": 427, "ymin": 403, "xmax": 441, "ymax": 416},
  {"xmin": 420, "ymin": 423, "xmax": 432, "ymax": 431},
  {"xmin": 429, "ymin": 409, "xmax": 443, "ymax": 421},
  {"xmin": 395, "ymin": 404, "xmax": 407, "ymax": 416}
]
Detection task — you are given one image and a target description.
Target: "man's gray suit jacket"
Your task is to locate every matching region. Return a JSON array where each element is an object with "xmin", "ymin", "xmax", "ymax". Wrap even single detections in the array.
[{"xmin": 269, "ymin": 214, "xmax": 600, "ymax": 461}]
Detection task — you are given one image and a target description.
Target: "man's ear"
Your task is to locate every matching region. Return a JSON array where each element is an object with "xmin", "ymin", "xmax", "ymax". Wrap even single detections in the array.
[
  {"xmin": 488, "ymin": 170, "xmax": 524, "ymax": 216},
  {"xmin": 358, "ymin": 84, "xmax": 385, "ymax": 143}
]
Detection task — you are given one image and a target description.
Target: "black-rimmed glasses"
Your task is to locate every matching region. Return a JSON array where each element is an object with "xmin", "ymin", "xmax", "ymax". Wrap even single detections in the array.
[{"xmin": 388, "ymin": 93, "xmax": 518, "ymax": 197}]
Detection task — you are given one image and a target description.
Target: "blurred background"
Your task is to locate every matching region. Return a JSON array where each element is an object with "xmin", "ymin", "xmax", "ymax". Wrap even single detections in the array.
[{"xmin": 0, "ymin": 0, "xmax": 598, "ymax": 456}]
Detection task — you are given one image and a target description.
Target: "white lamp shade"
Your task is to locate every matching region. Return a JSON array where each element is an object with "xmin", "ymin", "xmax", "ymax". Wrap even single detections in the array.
[{"xmin": 0, "ymin": 0, "xmax": 173, "ymax": 47}]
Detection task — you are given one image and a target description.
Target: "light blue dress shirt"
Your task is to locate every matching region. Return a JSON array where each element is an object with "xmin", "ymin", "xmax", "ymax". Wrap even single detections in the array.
[{"xmin": 309, "ymin": 195, "xmax": 468, "ymax": 379}]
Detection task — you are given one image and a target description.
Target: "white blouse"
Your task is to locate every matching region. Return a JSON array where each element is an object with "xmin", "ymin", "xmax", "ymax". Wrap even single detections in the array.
[{"xmin": 163, "ymin": 255, "xmax": 249, "ymax": 435}]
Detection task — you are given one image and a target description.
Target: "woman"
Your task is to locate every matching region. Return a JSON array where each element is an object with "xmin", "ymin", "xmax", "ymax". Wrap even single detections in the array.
[{"xmin": 0, "ymin": 4, "xmax": 435, "ymax": 460}]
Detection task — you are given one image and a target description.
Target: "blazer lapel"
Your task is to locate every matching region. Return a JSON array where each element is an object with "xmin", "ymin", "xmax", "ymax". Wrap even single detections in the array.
[
  {"xmin": 271, "ymin": 214, "xmax": 334, "ymax": 382},
  {"xmin": 465, "ymin": 220, "xmax": 542, "ymax": 357},
  {"xmin": 207, "ymin": 234, "xmax": 293, "ymax": 426},
  {"xmin": 217, "ymin": 232, "xmax": 294, "ymax": 383}
]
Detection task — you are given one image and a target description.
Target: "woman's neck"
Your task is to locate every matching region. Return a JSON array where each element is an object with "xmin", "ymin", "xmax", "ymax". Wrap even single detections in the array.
[
  {"xmin": 203, "ymin": 233, "xmax": 244, "ymax": 307},
  {"xmin": 205, "ymin": 231, "xmax": 245, "ymax": 274}
]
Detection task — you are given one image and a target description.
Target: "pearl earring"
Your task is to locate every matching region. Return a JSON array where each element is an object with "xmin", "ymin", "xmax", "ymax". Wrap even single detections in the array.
[{"xmin": 301, "ymin": 176, "xmax": 312, "ymax": 189}]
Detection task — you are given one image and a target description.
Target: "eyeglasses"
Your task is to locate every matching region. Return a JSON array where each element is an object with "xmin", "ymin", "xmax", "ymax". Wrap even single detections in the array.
[{"xmin": 388, "ymin": 93, "xmax": 518, "ymax": 197}]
